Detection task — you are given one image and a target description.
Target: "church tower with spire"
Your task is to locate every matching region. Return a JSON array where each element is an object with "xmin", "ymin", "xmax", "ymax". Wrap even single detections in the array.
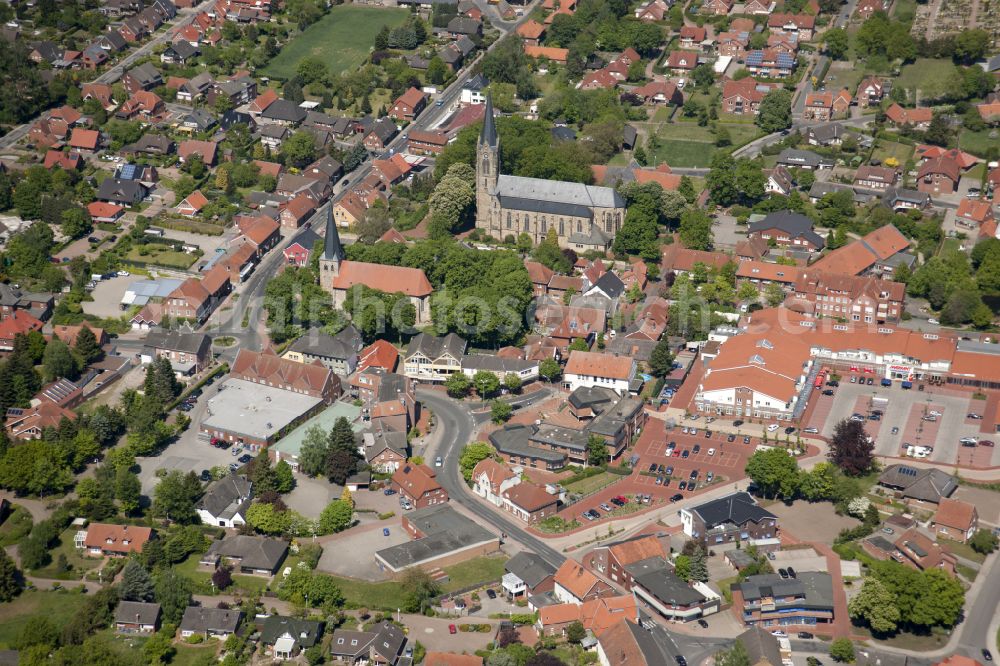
[
  {"xmin": 319, "ymin": 203, "xmax": 344, "ymax": 291},
  {"xmin": 475, "ymin": 95, "xmax": 499, "ymax": 229}
]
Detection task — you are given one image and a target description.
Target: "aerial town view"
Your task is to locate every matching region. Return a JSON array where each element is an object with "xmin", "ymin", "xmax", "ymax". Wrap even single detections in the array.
[{"xmin": 1, "ymin": 0, "xmax": 1000, "ymax": 662}]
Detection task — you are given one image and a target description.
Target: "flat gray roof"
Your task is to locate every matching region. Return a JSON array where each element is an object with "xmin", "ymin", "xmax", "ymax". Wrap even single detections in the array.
[
  {"xmin": 375, "ymin": 505, "xmax": 496, "ymax": 572},
  {"xmin": 200, "ymin": 379, "xmax": 322, "ymax": 442}
]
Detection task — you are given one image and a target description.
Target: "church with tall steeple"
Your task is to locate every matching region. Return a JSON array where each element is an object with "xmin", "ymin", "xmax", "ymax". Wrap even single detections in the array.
[
  {"xmin": 319, "ymin": 203, "xmax": 435, "ymax": 324},
  {"xmin": 474, "ymin": 95, "xmax": 627, "ymax": 252}
]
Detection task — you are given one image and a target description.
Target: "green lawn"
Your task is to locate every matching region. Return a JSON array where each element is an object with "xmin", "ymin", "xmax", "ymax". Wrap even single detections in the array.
[
  {"xmin": 173, "ymin": 553, "xmax": 271, "ymax": 596},
  {"xmin": 871, "ymin": 140, "xmax": 914, "ymax": 166},
  {"xmin": 896, "ymin": 58, "xmax": 958, "ymax": 100},
  {"xmin": 892, "ymin": 0, "xmax": 918, "ymax": 24},
  {"xmin": 0, "ymin": 505, "xmax": 33, "ymax": 547},
  {"xmin": 262, "ymin": 6, "xmax": 410, "ymax": 79},
  {"xmin": 650, "ymin": 139, "xmax": 718, "ymax": 167},
  {"xmin": 30, "ymin": 528, "xmax": 102, "ymax": 580},
  {"xmin": 563, "ymin": 471, "xmax": 617, "ymax": 495},
  {"xmin": 0, "ymin": 590, "xmax": 90, "ymax": 648},
  {"xmin": 126, "ymin": 245, "xmax": 199, "ymax": 269},
  {"xmin": 958, "ymin": 128, "xmax": 1000, "ymax": 158},
  {"xmin": 441, "ymin": 556, "xmax": 507, "ymax": 593},
  {"xmin": 940, "ymin": 538, "xmax": 986, "ymax": 563}
]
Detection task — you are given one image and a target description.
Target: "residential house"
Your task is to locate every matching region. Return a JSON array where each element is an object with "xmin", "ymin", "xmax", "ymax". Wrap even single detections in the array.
[
  {"xmin": 721, "ymin": 78, "xmax": 778, "ymax": 115},
  {"xmin": 391, "ymin": 87, "xmax": 428, "ymax": 121},
  {"xmin": 516, "ymin": 19, "xmax": 546, "ymax": 45},
  {"xmin": 178, "ymin": 139, "xmax": 218, "ymax": 166},
  {"xmin": 259, "ymin": 616, "xmax": 323, "ymax": 661},
  {"xmin": 408, "ymin": 129, "xmax": 449, "ymax": 155},
  {"xmin": 201, "ymin": 535, "xmax": 289, "ymax": 575},
  {"xmin": 197, "ymin": 473, "xmax": 252, "ymax": 527},
  {"xmin": 917, "ymin": 155, "xmax": 961, "ymax": 194},
  {"xmin": 854, "ymin": 165, "xmax": 898, "ymax": 191},
  {"xmin": 748, "ymin": 210, "xmax": 824, "ymax": 251},
  {"xmin": 553, "ymin": 559, "xmax": 615, "ymax": 604},
  {"xmin": 930, "ymin": 498, "xmax": 978, "ymax": 543},
  {"xmin": 97, "ymin": 178, "xmax": 148, "ymax": 207},
  {"xmin": 80, "ymin": 523, "xmax": 154, "ymax": 557},
  {"xmin": 176, "ymin": 190, "xmax": 209, "ymax": 217},
  {"xmin": 877, "ymin": 464, "xmax": 958, "ymax": 505},
  {"xmin": 776, "ymin": 148, "xmax": 833, "ymax": 170},
  {"xmin": 765, "ymin": 166, "xmax": 793, "ymax": 196},
  {"xmin": 716, "ymin": 30, "xmax": 749, "ymax": 59},
  {"xmin": 237, "ymin": 215, "xmax": 281, "ymax": 257},
  {"xmin": 856, "ymin": 76, "xmax": 886, "ymax": 108},
  {"xmin": 702, "ymin": 0, "xmax": 733, "ymax": 14},
  {"xmin": 635, "ymin": 0, "xmax": 670, "ymax": 20},
  {"xmin": 955, "ymin": 198, "xmax": 994, "ymax": 231},
  {"xmin": 591, "ymin": 534, "xmax": 668, "ymax": 589},
  {"xmin": 403, "ymin": 333, "xmax": 467, "ymax": 382},
  {"xmin": 892, "ymin": 528, "xmax": 957, "ymax": 573},
  {"xmin": 328, "ymin": 622, "xmax": 407, "ymax": 665},
  {"xmin": 282, "ymin": 326, "xmax": 363, "ymax": 376},
  {"xmin": 806, "ymin": 123, "xmax": 847, "ymax": 147},
  {"xmin": 523, "ymin": 45, "xmax": 570, "ymax": 64},
  {"xmin": 680, "ymin": 492, "xmax": 778, "ymax": 546},
  {"xmin": 500, "ymin": 482, "xmax": 559, "ymax": 524},
  {"xmin": 392, "ymin": 463, "xmax": 449, "ymax": 509},
  {"xmin": 789, "ymin": 270, "xmax": 905, "ymax": 322},
  {"xmin": 564, "ymin": 351, "xmax": 637, "ymax": 395},
  {"xmin": 44, "ymin": 150, "xmax": 84, "ymax": 170},
  {"xmin": 230, "ymin": 348, "xmax": 341, "ymax": 404},
  {"xmin": 632, "ymin": 80, "xmax": 682, "ymax": 106},
  {"xmin": 69, "ymin": 129, "xmax": 101, "ymax": 152},
  {"xmin": 501, "ymin": 552, "xmax": 557, "ymax": 599},
  {"xmin": 629, "ymin": 557, "xmax": 721, "ymax": 621},
  {"xmin": 537, "ymin": 595, "xmax": 639, "ymax": 638},
  {"xmin": 679, "ymin": 25, "xmax": 707, "ymax": 49},
  {"xmin": 363, "ymin": 117, "xmax": 399, "ymax": 151},
  {"xmin": 472, "ymin": 458, "xmax": 518, "ymax": 506},
  {"xmin": 115, "ymin": 601, "xmax": 161, "ymax": 634},
  {"xmin": 142, "ymin": 329, "xmax": 213, "ymax": 373},
  {"xmin": 6, "ymin": 400, "xmax": 76, "ymax": 440},
  {"xmin": 122, "ymin": 63, "xmax": 163, "ymax": 94},
  {"xmin": 885, "ymin": 103, "xmax": 933, "ymax": 130},
  {"xmin": 744, "ymin": 50, "xmax": 796, "ymax": 78},
  {"xmin": 179, "ymin": 607, "xmax": 242, "ymax": 640},
  {"xmin": 87, "ymin": 202, "xmax": 125, "ymax": 223},
  {"xmin": 447, "ymin": 16, "xmax": 482, "ymax": 37},
  {"xmin": 666, "ymin": 51, "xmax": 699, "ymax": 74},
  {"xmin": 262, "ymin": 99, "xmax": 307, "ymax": 126},
  {"xmin": 767, "ymin": 13, "xmax": 814, "ymax": 40},
  {"xmin": 363, "ymin": 429, "xmax": 408, "ymax": 474},
  {"xmin": 855, "ymin": 0, "xmax": 889, "ymax": 18},
  {"xmin": 279, "ymin": 194, "xmax": 317, "ymax": 231},
  {"xmin": 803, "ymin": 92, "xmax": 833, "ymax": 122},
  {"xmin": 357, "ymin": 339, "xmax": 400, "ymax": 373}
]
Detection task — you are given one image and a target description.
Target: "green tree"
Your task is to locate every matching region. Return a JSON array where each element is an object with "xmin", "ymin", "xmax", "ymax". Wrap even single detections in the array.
[
  {"xmin": 565, "ymin": 621, "xmax": 586, "ymax": 644},
  {"xmin": 473, "ymin": 370, "xmax": 501, "ymax": 398},
  {"xmin": 246, "ymin": 501, "xmax": 291, "ymax": 535},
  {"xmin": 0, "ymin": 549, "xmax": 22, "ymax": 603},
  {"xmin": 152, "ymin": 471, "xmax": 202, "ymax": 523},
  {"xmin": 568, "ymin": 338, "xmax": 590, "ymax": 352},
  {"xmin": 830, "ymin": 639, "xmax": 855, "ymax": 663},
  {"xmin": 503, "ymin": 373, "xmax": 522, "ymax": 394},
  {"xmin": 674, "ymin": 554, "xmax": 691, "ymax": 581},
  {"xmin": 120, "ymin": 560, "xmax": 155, "ymax": 602},
  {"xmin": 679, "ymin": 209, "xmax": 714, "ymax": 251},
  {"xmin": 318, "ymin": 499, "xmax": 354, "ymax": 534},
  {"xmin": 911, "ymin": 568, "xmax": 964, "ymax": 628},
  {"xmin": 648, "ymin": 337, "xmax": 675, "ymax": 377},
  {"xmin": 539, "ymin": 358, "xmax": 562, "ymax": 383},
  {"xmin": 828, "ymin": 418, "xmax": 875, "ymax": 476},
  {"xmin": 73, "ymin": 325, "xmax": 103, "ymax": 363},
  {"xmin": 60, "ymin": 207, "xmax": 92, "ymax": 239},
  {"xmin": 428, "ymin": 174, "xmax": 474, "ymax": 238},
  {"xmin": 445, "ymin": 372, "xmax": 471, "ymax": 398},
  {"xmin": 142, "ymin": 628, "xmax": 176, "ymax": 665},
  {"xmin": 154, "ymin": 570, "xmax": 192, "ymax": 626},
  {"xmin": 283, "ymin": 131, "xmax": 317, "ymax": 168},
  {"xmin": 764, "ymin": 282, "xmax": 785, "ymax": 307},
  {"xmin": 756, "ymin": 89, "xmax": 793, "ymax": 133},
  {"xmin": 716, "ymin": 641, "xmax": 752, "ymax": 666},
  {"xmin": 251, "ymin": 450, "xmax": 279, "ymax": 495},
  {"xmin": 298, "ymin": 425, "xmax": 329, "ymax": 478},
  {"xmin": 799, "ymin": 461, "xmax": 836, "ymax": 501},
  {"xmin": 848, "ymin": 577, "xmax": 900, "ymax": 634},
  {"xmin": 459, "ymin": 441, "xmax": 495, "ymax": 482},
  {"xmin": 969, "ymin": 529, "xmax": 999, "ymax": 554},
  {"xmin": 745, "ymin": 448, "xmax": 800, "ymax": 498},
  {"xmin": 42, "ymin": 338, "xmax": 79, "ymax": 382},
  {"xmin": 586, "ymin": 434, "xmax": 609, "ymax": 467},
  {"xmin": 274, "ymin": 460, "xmax": 295, "ymax": 494},
  {"xmin": 824, "ymin": 28, "xmax": 849, "ymax": 59},
  {"xmin": 400, "ymin": 567, "xmax": 440, "ymax": 613},
  {"xmin": 491, "ymin": 400, "xmax": 513, "ymax": 424}
]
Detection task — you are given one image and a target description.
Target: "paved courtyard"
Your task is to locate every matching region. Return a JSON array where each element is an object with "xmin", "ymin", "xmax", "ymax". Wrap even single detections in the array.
[
  {"xmin": 767, "ymin": 501, "xmax": 861, "ymax": 545},
  {"xmin": 315, "ymin": 520, "xmax": 410, "ymax": 581},
  {"xmin": 82, "ymin": 275, "xmax": 136, "ymax": 318}
]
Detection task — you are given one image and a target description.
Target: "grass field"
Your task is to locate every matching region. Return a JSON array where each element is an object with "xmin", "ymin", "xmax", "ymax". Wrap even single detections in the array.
[
  {"xmin": 896, "ymin": 58, "xmax": 958, "ymax": 100},
  {"xmin": 940, "ymin": 538, "xmax": 986, "ymax": 563},
  {"xmin": 440, "ymin": 556, "xmax": 507, "ymax": 593},
  {"xmin": 0, "ymin": 590, "xmax": 89, "ymax": 648},
  {"xmin": 262, "ymin": 6, "xmax": 410, "ymax": 79},
  {"xmin": 173, "ymin": 553, "xmax": 270, "ymax": 596},
  {"xmin": 959, "ymin": 128, "xmax": 1000, "ymax": 157},
  {"xmin": 871, "ymin": 140, "xmax": 914, "ymax": 166},
  {"xmin": 563, "ymin": 471, "xmax": 618, "ymax": 495},
  {"xmin": 126, "ymin": 245, "xmax": 199, "ymax": 269},
  {"xmin": 0, "ymin": 505, "xmax": 32, "ymax": 547},
  {"xmin": 31, "ymin": 528, "xmax": 102, "ymax": 580},
  {"xmin": 650, "ymin": 140, "xmax": 717, "ymax": 168}
]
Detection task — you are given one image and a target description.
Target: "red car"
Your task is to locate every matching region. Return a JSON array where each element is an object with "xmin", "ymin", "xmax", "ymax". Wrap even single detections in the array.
[
  {"xmin": 449, "ymin": 624, "xmax": 457, "ymax": 634},
  {"xmin": 614, "ymin": 495, "xmax": 628, "ymax": 503}
]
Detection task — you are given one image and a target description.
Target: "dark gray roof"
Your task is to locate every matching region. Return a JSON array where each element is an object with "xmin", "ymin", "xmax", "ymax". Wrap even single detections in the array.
[
  {"xmin": 883, "ymin": 186, "xmax": 930, "ymax": 206},
  {"xmin": 197, "ymin": 473, "xmax": 251, "ymax": 520},
  {"xmin": 777, "ymin": 148, "xmax": 833, "ymax": 169},
  {"xmin": 288, "ymin": 326, "xmax": 362, "ymax": 362},
  {"xmin": 447, "ymin": 16, "xmax": 481, "ymax": 33},
  {"xmin": 330, "ymin": 629, "xmax": 375, "ymax": 657},
  {"xmin": 496, "ymin": 175, "xmax": 625, "ymax": 219},
  {"xmin": 807, "ymin": 123, "xmax": 845, "ymax": 144},
  {"xmin": 375, "ymin": 505, "xmax": 495, "ymax": 570},
  {"xmin": 126, "ymin": 134, "xmax": 174, "ymax": 153},
  {"xmin": 567, "ymin": 385, "xmax": 619, "ymax": 411},
  {"xmin": 689, "ymin": 492, "xmax": 776, "ymax": 529},
  {"xmin": 737, "ymin": 626, "xmax": 782, "ymax": 666},
  {"xmin": 365, "ymin": 429, "xmax": 407, "ymax": 462},
  {"xmin": 127, "ymin": 62, "xmax": 162, "ymax": 87},
  {"xmin": 455, "ymin": 35, "xmax": 476, "ymax": 56},
  {"xmin": 551, "ymin": 126, "xmax": 577, "ymax": 142},
  {"xmin": 489, "ymin": 424, "xmax": 567, "ymax": 464},
  {"xmin": 220, "ymin": 110, "xmax": 254, "ymax": 130},
  {"xmin": 406, "ymin": 332, "xmax": 467, "ymax": 361},
  {"xmin": 630, "ymin": 557, "xmax": 708, "ymax": 606},
  {"xmin": 878, "ymin": 464, "xmax": 957, "ymax": 503},
  {"xmin": 100, "ymin": 30, "xmax": 128, "ymax": 50},
  {"xmin": 144, "ymin": 329, "xmax": 210, "ymax": 356},
  {"xmin": 590, "ymin": 271, "xmax": 625, "ymax": 299},
  {"xmin": 179, "ymin": 606, "xmax": 242, "ymax": 634},
  {"xmin": 259, "ymin": 615, "xmax": 323, "ymax": 649},
  {"xmin": 262, "ymin": 99, "xmax": 307, "ymax": 124},
  {"xmin": 97, "ymin": 178, "xmax": 148, "ymax": 203},
  {"xmin": 461, "ymin": 354, "xmax": 537, "ymax": 373},
  {"xmin": 323, "ymin": 203, "xmax": 344, "ymax": 262},
  {"xmin": 32, "ymin": 41, "xmax": 62, "ymax": 63},
  {"xmin": 183, "ymin": 109, "xmax": 217, "ymax": 131},
  {"xmin": 465, "ymin": 73, "xmax": 489, "ymax": 91},
  {"xmin": 480, "ymin": 94, "xmax": 498, "ymax": 149},
  {"xmin": 531, "ymin": 423, "xmax": 590, "ymax": 452},
  {"xmin": 370, "ymin": 621, "xmax": 407, "ymax": 662},
  {"xmin": 205, "ymin": 535, "xmax": 289, "ymax": 572},
  {"xmin": 750, "ymin": 210, "xmax": 825, "ymax": 249},
  {"xmin": 623, "ymin": 124, "xmax": 638, "ymax": 147},
  {"xmin": 505, "ymin": 552, "xmax": 557, "ymax": 588},
  {"xmin": 367, "ymin": 117, "xmax": 397, "ymax": 142},
  {"xmin": 737, "ymin": 572, "xmax": 834, "ymax": 611},
  {"xmin": 166, "ymin": 41, "xmax": 198, "ymax": 60},
  {"xmin": 115, "ymin": 601, "xmax": 161, "ymax": 626}
]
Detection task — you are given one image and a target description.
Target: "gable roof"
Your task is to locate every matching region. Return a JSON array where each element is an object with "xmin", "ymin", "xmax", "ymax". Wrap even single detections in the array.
[
  {"xmin": 605, "ymin": 534, "xmax": 666, "ymax": 567},
  {"xmin": 749, "ymin": 210, "xmax": 824, "ymax": 248},
  {"xmin": 565, "ymin": 351, "xmax": 634, "ymax": 380},
  {"xmin": 554, "ymin": 559, "xmax": 604, "ymax": 599},
  {"xmin": 84, "ymin": 523, "xmax": 153, "ymax": 554},
  {"xmin": 179, "ymin": 606, "xmax": 242, "ymax": 634},
  {"xmin": 689, "ymin": 491, "xmax": 776, "ymax": 528},
  {"xmin": 116, "ymin": 601, "xmax": 161, "ymax": 626},
  {"xmin": 198, "ymin": 473, "xmax": 251, "ymax": 519},
  {"xmin": 206, "ymin": 534, "xmax": 289, "ymax": 571},
  {"xmin": 933, "ymin": 497, "xmax": 976, "ymax": 530},
  {"xmin": 392, "ymin": 463, "xmax": 442, "ymax": 499},
  {"xmin": 878, "ymin": 464, "xmax": 957, "ymax": 503},
  {"xmin": 505, "ymin": 551, "xmax": 557, "ymax": 588},
  {"xmin": 231, "ymin": 348, "xmax": 335, "ymax": 395},
  {"xmin": 330, "ymin": 261, "xmax": 433, "ymax": 298}
]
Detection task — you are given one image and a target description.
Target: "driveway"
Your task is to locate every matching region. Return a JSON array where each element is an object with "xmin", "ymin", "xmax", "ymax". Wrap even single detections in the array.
[
  {"xmin": 82, "ymin": 275, "xmax": 137, "ymax": 319},
  {"xmin": 400, "ymin": 614, "xmax": 499, "ymax": 654},
  {"xmin": 712, "ymin": 214, "xmax": 744, "ymax": 249},
  {"xmin": 282, "ymin": 475, "xmax": 342, "ymax": 520}
]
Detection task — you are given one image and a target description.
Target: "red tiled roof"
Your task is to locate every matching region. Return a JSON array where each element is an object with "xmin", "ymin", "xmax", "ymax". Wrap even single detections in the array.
[
  {"xmin": 395, "ymin": 87, "xmax": 426, "ymax": 110},
  {"xmin": 0, "ymin": 310, "xmax": 44, "ymax": 340},
  {"xmin": 553, "ymin": 560, "xmax": 603, "ymax": 600},
  {"xmin": 956, "ymin": 198, "xmax": 994, "ymax": 224},
  {"xmin": 44, "ymin": 150, "xmax": 83, "ymax": 170},
  {"xmin": 69, "ymin": 128, "xmax": 99, "ymax": 150},
  {"xmin": 524, "ymin": 260, "xmax": 555, "ymax": 285},
  {"xmin": 87, "ymin": 201, "xmax": 124, "ymax": 219},
  {"xmin": 83, "ymin": 523, "xmax": 153, "ymax": 554},
  {"xmin": 679, "ymin": 25, "xmax": 707, "ymax": 41},
  {"xmin": 358, "ymin": 339, "xmax": 399, "ymax": 372},
  {"xmin": 424, "ymin": 654, "xmax": 484, "ymax": 666},
  {"xmin": 523, "ymin": 45, "xmax": 569, "ymax": 62},
  {"xmin": 392, "ymin": 463, "xmax": 442, "ymax": 499},
  {"xmin": 501, "ymin": 482, "xmax": 556, "ymax": 512},
  {"xmin": 934, "ymin": 498, "xmax": 976, "ymax": 531},
  {"xmin": 886, "ymin": 103, "xmax": 933, "ymax": 125},
  {"xmin": 516, "ymin": 19, "xmax": 546, "ymax": 39},
  {"xmin": 232, "ymin": 348, "xmax": 334, "ymax": 394},
  {"xmin": 917, "ymin": 155, "xmax": 961, "ymax": 184},
  {"xmin": 330, "ymin": 261, "xmax": 433, "ymax": 298},
  {"xmin": 565, "ymin": 350, "xmax": 633, "ymax": 380},
  {"xmin": 666, "ymin": 50, "xmax": 698, "ymax": 69},
  {"xmin": 239, "ymin": 215, "xmax": 279, "ymax": 245},
  {"xmin": 178, "ymin": 139, "xmax": 218, "ymax": 164},
  {"xmin": 249, "ymin": 88, "xmax": 278, "ymax": 113}
]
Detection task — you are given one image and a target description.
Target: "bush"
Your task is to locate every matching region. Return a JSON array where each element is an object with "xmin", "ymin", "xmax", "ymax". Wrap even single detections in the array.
[
  {"xmin": 185, "ymin": 634, "xmax": 205, "ymax": 644},
  {"xmin": 378, "ymin": 511, "xmax": 396, "ymax": 520}
]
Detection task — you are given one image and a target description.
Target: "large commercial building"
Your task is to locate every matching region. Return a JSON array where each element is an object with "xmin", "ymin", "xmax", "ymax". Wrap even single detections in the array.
[
  {"xmin": 199, "ymin": 379, "xmax": 326, "ymax": 450},
  {"xmin": 375, "ymin": 505, "xmax": 499, "ymax": 575}
]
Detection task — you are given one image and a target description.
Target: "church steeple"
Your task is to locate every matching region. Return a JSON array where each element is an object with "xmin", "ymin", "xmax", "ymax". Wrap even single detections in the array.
[
  {"xmin": 480, "ymin": 93, "xmax": 498, "ymax": 149},
  {"xmin": 319, "ymin": 203, "xmax": 343, "ymax": 291}
]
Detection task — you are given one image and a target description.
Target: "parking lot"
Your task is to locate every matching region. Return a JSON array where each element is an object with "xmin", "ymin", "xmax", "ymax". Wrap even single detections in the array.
[
  {"xmin": 563, "ymin": 419, "xmax": 762, "ymax": 525},
  {"xmin": 82, "ymin": 275, "xmax": 136, "ymax": 319},
  {"xmin": 315, "ymin": 520, "xmax": 411, "ymax": 581},
  {"xmin": 805, "ymin": 376, "xmax": 995, "ymax": 465}
]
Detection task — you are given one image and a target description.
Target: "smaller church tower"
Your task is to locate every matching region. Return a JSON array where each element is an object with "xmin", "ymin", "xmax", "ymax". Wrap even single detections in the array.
[
  {"xmin": 475, "ymin": 95, "xmax": 499, "ymax": 227},
  {"xmin": 319, "ymin": 203, "xmax": 344, "ymax": 293}
]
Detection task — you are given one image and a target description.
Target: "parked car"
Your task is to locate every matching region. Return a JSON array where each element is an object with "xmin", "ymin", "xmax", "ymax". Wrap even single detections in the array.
[
  {"xmin": 449, "ymin": 624, "xmax": 457, "ymax": 635},
  {"xmin": 743, "ymin": 436, "xmax": 751, "ymax": 444},
  {"xmin": 822, "ymin": 389, "xmax": 835, "ymax": 396},
  {"xmin": 383, "ymin": 488, "xmax": 396, "ymax": 496},
  {"xmin": 383, "ymin": 528, "xmax": 390, "ymax": 537},
  {"xmin": 693, "ymin": 444, "xmax": 701, "ymax": 454},
  {"xmin": 614, "ymin": 495, "xmax": 628, "ymax": 504},
  {"xmin": 797, "ymin": 632, "xmax": 814, "ymax": 639},
  {"xmin": 778, "ymin": 568, "xmax": 789, "ymax": 579},
  {"xmin": 435, "ymin": 456, "xmax": 443, "ymax": 467},
  {"xmin": 786, "ymin": 566, "xmax": 796, "ymax": 578},
  {"xmin": 727, "ymin": 434, "xmax": 736, "ymax": 442},
  {"xmin": 982, "ymin": 649, "xmax": 993, "ymax": 662},
  {"xmin": 968, "ymin": 413, "xmax": 983, "ymax": 419},
  {"xmin": 655, "ymin": 477, "xmax": 663, "ymax": 486},
  {"xmin": 697, "ymin": 619, "xmax": 709, "ymax": 628},
  {"xmin": 600, "ymin": 503, "xmax": 612, "ymax": 512},
  {"xmin": 733, "ymin": 420, "xmax": 744, "ymax": 427},
  {"xmin": 648, "ymin": 462, "xmax": 658, "ymax": 472},
  {"xmin": 678, "ymin": 481, "xmax": 687, "ymax": 490},
  {"xmin": 784, "ymin": 427, "xmax": 796, "ymax": 435},
  {"xmin": 850, "ymin": 376, "xmax": 856, "ymax": 383},
  {"xmin": 891, "ymin": 427, "xmax": 899, "ymax": 435},
  {"xmin": 682, "ymin": 450, "xmax": 690, "ymax": 458},
  {"xmin": 804, "ymin": 427, "xmax": 819, "ymax": 434},
  {"xmin": 867, "ymin": 377, "xmax": 874, "ymax": 385},
  {"xmin": 199, "ymin": 469, "xmax": 211, "ymax": 482},
  {"xmin": 228, "ymin": 462, "xmax": 239, "ymax": 472},
  {"xmin": 981, "ymin": 440, "xmax": 995, "ymax": 447},
  {"xmin": 689, "ymin": 469, "xmax": 699, "ymax": 479},
  {"xmin": 610, "ymin": 497, "xmax": 625, "ymax": 507},
  {"xmin": 486, "ymin": 589, "xmax": 497, "ymax": 599},
  {"xmin": 238, "ymin": 454, "xmax": 252, "ymax": 464},
  {"xmin": 767, "ymin": 423, "xmax": 779, "ymax": 432},
  {"xmin": 882, "ymin": 527, "xmax": 894, "ymax": 534},
  {"xmin": 706, "ymin": 471, "xmax": 714, "ymax": 482},
  {"xmin": 670, "ymin": 493, "xmax": 683, "ymax": 502},
  {"xmin": 665, "ymin": 466, "xmax": 674, "ymax": 476}
]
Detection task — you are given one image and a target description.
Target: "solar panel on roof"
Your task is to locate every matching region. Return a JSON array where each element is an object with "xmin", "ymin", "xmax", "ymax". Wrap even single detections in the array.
[{"xmin": 119, "ymin": 164, "xmax": 136, "ymax": 180}]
